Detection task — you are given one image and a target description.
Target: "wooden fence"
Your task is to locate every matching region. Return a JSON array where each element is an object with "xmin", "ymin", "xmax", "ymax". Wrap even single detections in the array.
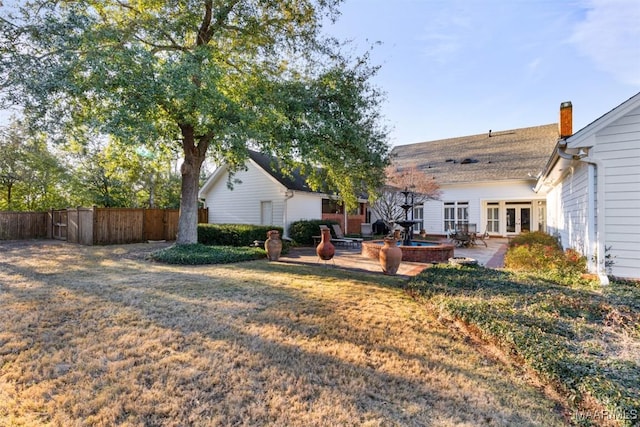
[
  {"xmin": 1, "ymin": 207, "xmax": 208, "ymax": 245},
  {"xmin": 0, "ymin": 211, "xmax": 50, "ymax": 240}
]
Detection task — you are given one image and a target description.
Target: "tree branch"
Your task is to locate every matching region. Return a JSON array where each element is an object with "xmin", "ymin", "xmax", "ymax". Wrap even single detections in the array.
[
  {"xmin": 198, "ymin": 0, "xmax": 241, "ymax": 46},
  {"xmin": 133, "ymin": 35, "xmax": 189, "ymax": 53}
]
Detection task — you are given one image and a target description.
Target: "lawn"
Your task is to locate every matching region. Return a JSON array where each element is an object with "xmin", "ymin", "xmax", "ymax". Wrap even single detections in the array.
[
  {"xmin": 407, "ymin": 266, "xmax": 640, "ymax": 427},
  {"xmin": 0, "ymin": 240, "xmax": 567, "ymax": 426}
]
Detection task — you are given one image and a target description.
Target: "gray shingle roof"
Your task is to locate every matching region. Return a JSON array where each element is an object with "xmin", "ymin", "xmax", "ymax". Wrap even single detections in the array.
[
  {"xmin": 390, "ymin": 124, "xmax": 559, "ymax": 185},
  {"xmin": 248, "ymin": 150, "xmax": 315, "ymax": 192}
]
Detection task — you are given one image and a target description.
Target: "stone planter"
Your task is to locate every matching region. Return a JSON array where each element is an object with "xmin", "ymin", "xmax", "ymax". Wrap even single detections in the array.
[
  {"xmin": 265, "ymin": 230, "xmax": 282, "ymax": 261},
  {"xmin": 380, "ymin": 237, "xmax": 402, "ymax": 275},
  {"xmin": 316, "ymin": 228, "xmax": 335, "ymax": 261}
]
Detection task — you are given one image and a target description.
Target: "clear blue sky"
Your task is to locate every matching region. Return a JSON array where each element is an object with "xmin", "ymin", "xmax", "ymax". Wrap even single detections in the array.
[
  {"xmin": 2, "ymin": 0, "xmax": 639, "ymax": 148},
  {"xmin": 326, "ymin": 0, "xmax": 640, "ymax": 146}
]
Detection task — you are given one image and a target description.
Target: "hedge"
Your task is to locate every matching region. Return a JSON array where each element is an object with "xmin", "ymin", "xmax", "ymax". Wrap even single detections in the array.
[
  {"xmin": 198, "ymin": 223, "xmax": 284, "ymax": 247},
  {"xmin": 288, "ymin": 219, "xmax": 339, "ymax": 245}
]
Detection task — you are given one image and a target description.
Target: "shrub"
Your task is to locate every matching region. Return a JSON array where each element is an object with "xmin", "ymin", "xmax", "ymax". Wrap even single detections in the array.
[
  {"xmin": 508, "ymin": 230, "xmax": 561, "ymax": 249},
  {"xmin": 504, "ymin": 232, "xmax": 588, "ymax": 285},
  {"xmin": 198, "ymin": 224, "xmax": 283, "ymax": 247},
  {"xmin": 150, "ymin": 244, "xmax": 266, "ymax": 265},
  {"xmin": 288, "ymin": 219, "xmax": 339, "ymax": 245}
]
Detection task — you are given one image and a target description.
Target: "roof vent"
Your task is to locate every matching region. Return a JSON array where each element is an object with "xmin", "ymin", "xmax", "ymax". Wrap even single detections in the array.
[{"xmin": 461, "ymin": 158, "xmax": 479, "ymax": 164}]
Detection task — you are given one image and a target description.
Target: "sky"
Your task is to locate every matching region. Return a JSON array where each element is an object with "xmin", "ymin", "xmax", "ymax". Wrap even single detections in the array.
[
  {"xmin": 1, "ymin": 0, "xmax": 639, "ymax": 148},
  {"xmin": 325, "ymin": 0, "xmax": 640, "ymax": 146}
]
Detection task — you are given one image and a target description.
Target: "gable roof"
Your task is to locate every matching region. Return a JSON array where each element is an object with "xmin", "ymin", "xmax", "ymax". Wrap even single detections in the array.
[
  {"xmin": 563, "ymin": 91, "xmax": 640, "ymax": 148},
  {"xmin": 247, "ymin": 150, "xmax": 314, "ymax": 192},
  {"xmin": 198, "ymin": 150, "xmax": 318, "ymax": 198},
  {"xmin": 390, "ymin": 124, "xmax": 559, "ymax": 185},
  {"xmin": 535, "ymin": 91, "xmax": 640, "ymax": 192}
]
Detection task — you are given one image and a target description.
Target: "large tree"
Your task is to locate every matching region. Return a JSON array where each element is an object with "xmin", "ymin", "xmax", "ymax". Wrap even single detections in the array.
[
  {"xmin": 65, "ymin": 137, "xmax": 182, "ymax": 208},
  {"xmin": 0, "ymin": 119, "xmax": 67, "ymax": 210},
  {"xmin": 0, "ymin": 0, "xmax": 389, "ymax": 244}
]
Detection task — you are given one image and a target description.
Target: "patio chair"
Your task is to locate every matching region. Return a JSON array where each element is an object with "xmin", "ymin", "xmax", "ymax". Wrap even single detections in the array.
[
  {"xmin": 360, "ymin": 223, "xmax": 374, "ymax": 240},
  {"xmin": 332, "ymin": 224, "xmax": 363, "ymax": 247},
  {"xmin": 452, "ymin": 230, "xmax": 472, "ymax": 247},
  {"xmin": 318, "ymin": 225, "xmax": 351, "ymax": 247},
  {"xmin": 475, "ymin": 227, "xmax": 489, "ymax": 247}
]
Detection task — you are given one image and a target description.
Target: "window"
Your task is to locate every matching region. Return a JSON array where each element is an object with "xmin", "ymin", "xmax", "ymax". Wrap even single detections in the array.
[
  {"xmin": 322, "ymin": 199, "xmax": 343, "ymax": 214},
  {"xmin": 536, "ymin": 201, "xmax": 546, "ymax": 232},
  {"xmin": 444, "ymin": 202, "xmax": 468, "ymax": 231},
  {"xmin": 413, "ymin": 205, "xmax": 424, "ymax": 232},
  {"xmin": 487, "ymin": 203, "xmax": 499, "ymax": 233}
]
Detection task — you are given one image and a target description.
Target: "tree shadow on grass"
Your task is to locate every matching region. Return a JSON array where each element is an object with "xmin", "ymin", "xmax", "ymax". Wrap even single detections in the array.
[{"xmin": 0, "ymin": 242, "xmax": 568, "ymax": 426}]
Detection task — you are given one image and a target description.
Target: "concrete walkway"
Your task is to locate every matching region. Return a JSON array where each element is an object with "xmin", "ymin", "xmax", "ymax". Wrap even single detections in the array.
[{"xmin": 279, "ymin": 238, "xmax": 509, "ymax": 278}]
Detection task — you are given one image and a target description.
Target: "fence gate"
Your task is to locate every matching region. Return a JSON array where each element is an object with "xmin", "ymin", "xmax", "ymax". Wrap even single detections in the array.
[{"xmin": 52, "ymin": 210, "xmax": 68, "ymax": 240}]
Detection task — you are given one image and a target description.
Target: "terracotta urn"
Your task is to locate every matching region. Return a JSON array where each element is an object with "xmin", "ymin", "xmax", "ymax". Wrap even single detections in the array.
[
  {"xmin": 265, "ymin": 230, "xmax": 282, "ymax": 261},
  {"xmin": 316, "ymin": 228, "xmax": 335, "ymax": 261},
  {"xmin": 380, "ymin": 237, "xmax": 402, "ymax": 275}
]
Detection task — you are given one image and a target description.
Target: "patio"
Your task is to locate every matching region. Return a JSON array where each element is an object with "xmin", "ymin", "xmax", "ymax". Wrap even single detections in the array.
[{"xmin": 280, "ymin": 237, "xmax": 508, "ymax": 277}]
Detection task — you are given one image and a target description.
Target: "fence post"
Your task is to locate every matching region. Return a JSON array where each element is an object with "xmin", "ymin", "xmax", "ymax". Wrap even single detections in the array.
[
  {"xmin": 92, "ymin": 206, "xmax": 97, "ymax": 245},
  {"xmin": 48, "ymin": 208, "xmax": 54, "ymax": 239}
]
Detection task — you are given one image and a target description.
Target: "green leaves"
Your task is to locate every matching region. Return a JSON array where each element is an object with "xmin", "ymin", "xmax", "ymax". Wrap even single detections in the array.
[
  {"xmin": 2, "ymin": 0, "xmax": 389, "ymax": 243},
  {"xmin": 0, "ymin": 120, "xmax": 67, "ymax": 210},
  {"xmin": 149, "ymin": 243, "xmax": 266, "ymax": 265}
]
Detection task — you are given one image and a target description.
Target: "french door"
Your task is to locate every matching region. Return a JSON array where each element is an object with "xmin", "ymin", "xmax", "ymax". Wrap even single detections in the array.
[{"xmin": 506, "ymin": 205, "xmax": 531, "ymax": 234}]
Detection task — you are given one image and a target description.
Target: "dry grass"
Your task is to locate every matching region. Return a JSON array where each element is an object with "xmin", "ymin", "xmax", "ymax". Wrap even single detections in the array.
[{"xmin": 0, "ymin": 240, "xmax": 567, "ymax": 426}]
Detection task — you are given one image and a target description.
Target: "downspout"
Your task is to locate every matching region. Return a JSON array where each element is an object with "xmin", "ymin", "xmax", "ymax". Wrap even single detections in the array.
[
  {"xmin": 283, "ymin": 190, "xmax": 294, "ymax": 239},
  {"xmin": 579, "ymin": 156, "xmax": 609, "ymax": 285},
  {"xmin": 558, "ymin": 144, "xmax": 609, "ymax": 285}
]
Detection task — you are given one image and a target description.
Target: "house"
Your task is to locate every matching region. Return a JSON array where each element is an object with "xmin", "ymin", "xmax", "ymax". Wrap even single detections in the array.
[
  {"xmin": 535, "ymin": 92, "xmax": 640, "ymax": 282},
  {"xmin": 390, "ymin": 123, "xmax": 560, "ymax": 238},
  {"xmin": 198, "ymin": 150, "xmax": 367, "ymax": 237}
]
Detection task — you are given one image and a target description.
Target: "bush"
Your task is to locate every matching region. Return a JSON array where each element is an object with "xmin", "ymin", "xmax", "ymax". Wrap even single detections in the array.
[
  {"xmin": 198, "ymin": 224, "xmax": 283, "ymax": 247},
  {"xmin": 288, "ymin": 219, "xmax": 339, "ymax": 245},
  {"xmin": 508, "ymin": 230, "xmax": 561, "ymax": 249},
  {"xmin": 150, "ymin": 244, "xmax": 266, "ymax": 265},
  {"xmin": 504, "ymin": 231, "xmax": 588, "ymax": 285}
]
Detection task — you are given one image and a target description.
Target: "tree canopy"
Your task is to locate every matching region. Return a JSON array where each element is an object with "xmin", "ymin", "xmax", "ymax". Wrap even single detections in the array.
[
  {"xmin": 0, "ymin": 119, "xmax": 67, "ymax": 210},
  {"xmin": 1, "ymin": 0, "xmax": 390, "ymax": 243},
  {"xmin": 0, "ymin": 118, "xmax": 184, "ymax": 210}
]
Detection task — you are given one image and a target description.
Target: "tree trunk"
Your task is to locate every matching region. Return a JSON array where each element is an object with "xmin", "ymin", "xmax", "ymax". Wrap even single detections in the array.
[
  {"xmin": 6, "ymin": 183, "xmax": 12, "ymax": 210},
  {"xmin": 148, "ymin": 174, "xmax": 156, "ymax": 208},
  {"xmin": 176, "ymin": 124, "xmax": 208, "ymax": 245}
]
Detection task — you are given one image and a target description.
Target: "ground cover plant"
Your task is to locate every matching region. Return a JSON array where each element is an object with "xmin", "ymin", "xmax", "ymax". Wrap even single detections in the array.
[
  {"xmin": 0, "ymin": 240, "xmax": 568, "ymax": 426},
  {"xmin": 406, "ymin": 265, "xmax": 640, "ymax": 426},
  {"xmin": 150, "ymin": 243, "xmax": 266, "ymax": 265}
]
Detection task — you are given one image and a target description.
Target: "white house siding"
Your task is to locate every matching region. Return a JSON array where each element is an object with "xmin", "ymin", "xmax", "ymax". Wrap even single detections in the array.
[
  {"xmin": 285, "ymin": 192, "xmax": 323, "ymax": 233},
  {"xmin": 546, "ymin": 185, "xmax": 561, "ymax": 236},
  {"xmin": 551, "ymin": 163, "xmax": 591, "ymax": 256},
  {"xmin": 594, "ymin": 107, "xmax": 640, "ymax": 279},
  {"xmin": 422, "ymin": 180, "xmax": 544, "ymax": 235},
  {"xmin": 204, "ymin": 161, "xmax": 286, "ymax": 227}
]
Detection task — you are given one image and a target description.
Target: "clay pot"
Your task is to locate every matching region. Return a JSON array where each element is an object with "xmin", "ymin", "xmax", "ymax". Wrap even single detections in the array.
[
  {"xmin": 380, "ymin": 237, "xmax": 402, "ymax": 275},
  {"xmin": 265, "ymin": 230, "xmax": 282, "ymax": 261},
  {"xmin": 316, "ymin": 228, "xmax": 335, "ymax": 261}
]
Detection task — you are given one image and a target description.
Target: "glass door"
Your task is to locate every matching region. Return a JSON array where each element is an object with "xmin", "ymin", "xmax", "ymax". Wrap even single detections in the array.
[{"xmin": 506, "ymin": 205, "xmax": 531, "ymax": 234}]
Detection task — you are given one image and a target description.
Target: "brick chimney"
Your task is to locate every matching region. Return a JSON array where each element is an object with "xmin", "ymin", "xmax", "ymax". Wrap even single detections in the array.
[{"xmin": 559, "ymin": 101, "xmax": 572, "ymax": 138}]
